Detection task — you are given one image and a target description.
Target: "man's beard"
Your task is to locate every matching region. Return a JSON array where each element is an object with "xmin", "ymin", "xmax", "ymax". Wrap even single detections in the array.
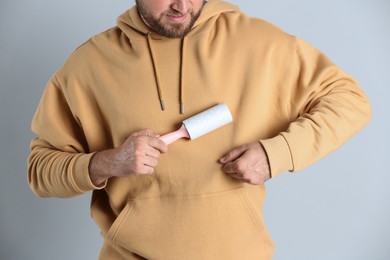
[{"xmin": 136, "ymin": 0, "xmax": 205, "ymax": 38}]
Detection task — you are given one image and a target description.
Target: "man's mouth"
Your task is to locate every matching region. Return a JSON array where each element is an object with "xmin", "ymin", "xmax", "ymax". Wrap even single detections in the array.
[
  {"xmin": 165, "ymin": 12, "xmax": 188, "ymax": 23},
  {"xmin": 168, "ymin": 15, "xmax": 187, "ymax": 22}
]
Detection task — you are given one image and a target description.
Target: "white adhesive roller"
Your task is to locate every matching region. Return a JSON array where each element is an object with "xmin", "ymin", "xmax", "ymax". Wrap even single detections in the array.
[{"xmin": 160, "ymin": 103, "xmax": 233, "ymax": 145}]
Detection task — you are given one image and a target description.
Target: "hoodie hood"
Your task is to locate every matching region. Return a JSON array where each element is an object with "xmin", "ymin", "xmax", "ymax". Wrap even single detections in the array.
[{"xmin": 116, "ymin": 0, "xmax": 239, "ymax": 113}]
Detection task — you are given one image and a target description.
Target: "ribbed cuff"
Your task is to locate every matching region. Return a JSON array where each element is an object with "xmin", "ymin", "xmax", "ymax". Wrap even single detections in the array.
[
  {"xmin": 260, "ymin": 135, "xmax": 294, "ymax": 178},
  {"xmin": 71, "ymin": 153, "xmax": 107, "ymax": 193}
]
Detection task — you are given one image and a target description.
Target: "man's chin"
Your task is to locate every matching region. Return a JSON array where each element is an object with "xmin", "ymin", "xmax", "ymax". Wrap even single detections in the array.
[{"xmin": 160, "ymin": 23, "xmax": 191, "ymax": 38}]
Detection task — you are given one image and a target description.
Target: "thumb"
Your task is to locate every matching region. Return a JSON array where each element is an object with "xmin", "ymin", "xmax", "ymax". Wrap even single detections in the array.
[{"xmin": 219, "ymin": 145, "xmax": 248, "ymax": 164}]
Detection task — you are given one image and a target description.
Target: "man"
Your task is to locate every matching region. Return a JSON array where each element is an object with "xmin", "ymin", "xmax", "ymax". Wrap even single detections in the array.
[{"xmin": 28, "ymin": 0, "xmax": 371, "ymax": 259}]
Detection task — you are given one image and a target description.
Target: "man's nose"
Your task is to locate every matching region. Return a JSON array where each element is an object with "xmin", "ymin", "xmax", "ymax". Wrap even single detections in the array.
[{"xmin": 171, "ymin": 0, "xmax": 190, "ymax": 14}]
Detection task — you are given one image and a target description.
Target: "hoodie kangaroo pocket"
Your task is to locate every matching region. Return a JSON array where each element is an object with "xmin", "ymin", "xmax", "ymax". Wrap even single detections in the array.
[
  {"xmin": 106, "ymin": 202, "xmax": 134, "ymax": 243},
  {"xmin": 106, "ymin": 187, "xmax": 273, "ymax": 260}
]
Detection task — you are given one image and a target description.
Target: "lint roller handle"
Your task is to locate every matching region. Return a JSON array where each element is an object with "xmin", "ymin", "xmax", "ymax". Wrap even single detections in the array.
[
  {"xmin": 159, "ymin": 124, "xmax": 189, "ymax": 145},
  {"xmin": 159, "ymin": 103, "xmax": 233, "ymax": 145}
]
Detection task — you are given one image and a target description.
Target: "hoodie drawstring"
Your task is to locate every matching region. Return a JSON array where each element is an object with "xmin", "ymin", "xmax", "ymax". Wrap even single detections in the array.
[
  {"xmin": 146, "ymin": 32, "xmax": 165, "ymax": 111},
  {"xmin": 146, "ymin": 32, "xmax": 186, "ymax": 114},
  {"xmin": 179, "ymin": 37, "xmax": 186, "ymax": 114}
]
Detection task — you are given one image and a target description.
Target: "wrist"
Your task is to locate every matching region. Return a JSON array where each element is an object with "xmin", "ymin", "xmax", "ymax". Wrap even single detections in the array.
[{"xmin": 89, "ymin": 150, "xmax": 111, "ymax": 186}]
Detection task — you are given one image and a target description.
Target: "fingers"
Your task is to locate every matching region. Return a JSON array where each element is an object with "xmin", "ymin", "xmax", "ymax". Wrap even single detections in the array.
[
  {"xmin": 126, "ymin": 148, "xmax": 160, "ymax": 175},
  {"xmin": 221, "ymin": 158, "xmax": 245, "ymax": 174},
  {"xmin": 220, "ymin": 142, "xmax": 271, "ymax": 185},
  {"xmin": 145, "ymin": 146, "xmax": 161, "ymax": 159},
  {"xmin": 134, "ymin": 156, "xmax": 158, "ymax": 175},
  {"xmin": 131, "ymin": 129, "xmax": 168, "ymax": 154},
  {"xmin": 219, "ymin": 145, "xmax": 248, "ymax": 164},
  {"xmin": 119, "ymin": 129, "xmax": 168, "ymax": 176},
  {"xmin": 147, "ymin": 137, "xmax": 168, "ymax": 154}
]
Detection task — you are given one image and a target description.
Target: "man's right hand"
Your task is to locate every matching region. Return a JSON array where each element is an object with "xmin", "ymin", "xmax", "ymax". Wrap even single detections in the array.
[{"xmin": 89, "ymin": 129, "xmax": 168, "ymax": 186}]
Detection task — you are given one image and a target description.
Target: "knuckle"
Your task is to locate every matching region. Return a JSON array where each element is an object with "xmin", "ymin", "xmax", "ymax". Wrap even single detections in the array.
[
  {"xmin": 130, "ymin": 162, "xmax": 143, "ymax": 173},
  {"xmin": 134, "ymin": 137, "xmax": 146, "ymax": 146},
  {"xmin": 235, "ymin": 161, "xmax": 246, "ymax": 173},
  {"xmin": 133, "ymin": 153, "xmax": 143, "ymax": 161}
]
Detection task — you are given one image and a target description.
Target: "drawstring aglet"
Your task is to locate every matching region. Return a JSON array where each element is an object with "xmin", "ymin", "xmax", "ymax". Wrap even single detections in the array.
[
  {"xmin": 180, "ymin": 103, "xmax": 185, "ymax": 114},
  {"xmin": 160, "ymin": 100, "xmax": 166, "ymax": 111}
]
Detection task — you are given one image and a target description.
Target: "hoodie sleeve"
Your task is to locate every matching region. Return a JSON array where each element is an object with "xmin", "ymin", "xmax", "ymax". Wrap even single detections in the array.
[
  {"xmin": 260, "ymin": 37, "xmax": 371, "ymax": 178},
  {"xmin": 28, "ymin": 76, "xmax": 106, "ymax": 198}
]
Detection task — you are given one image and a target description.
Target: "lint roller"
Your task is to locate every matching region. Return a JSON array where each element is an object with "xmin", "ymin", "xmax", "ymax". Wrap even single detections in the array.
[{"xmin": 160, "ymin": 103, "xmax": 233, "ymax": 145}]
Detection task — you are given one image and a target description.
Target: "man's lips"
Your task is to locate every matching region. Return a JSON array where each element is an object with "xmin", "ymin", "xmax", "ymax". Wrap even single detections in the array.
[{"xmin": 166, "ymin": 13, "xmax": 188, "ymax": 22}]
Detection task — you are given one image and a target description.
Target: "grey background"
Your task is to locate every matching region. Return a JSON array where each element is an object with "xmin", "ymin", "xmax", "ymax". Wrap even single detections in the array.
[{"xmin": 0, "ymin": 0, "xmax": 388, "ymax": 259}]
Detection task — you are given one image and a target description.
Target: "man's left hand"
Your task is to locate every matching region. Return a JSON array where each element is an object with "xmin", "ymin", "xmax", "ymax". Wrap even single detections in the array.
[{"xmin": 219, "ymin": 142, "xmax": 271, "ymax": 185}]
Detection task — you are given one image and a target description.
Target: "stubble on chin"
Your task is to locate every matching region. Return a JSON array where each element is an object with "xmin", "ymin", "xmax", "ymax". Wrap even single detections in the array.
[{"xmin": 136, "ymin": 0, "xmax": 205, "ymax": 38}]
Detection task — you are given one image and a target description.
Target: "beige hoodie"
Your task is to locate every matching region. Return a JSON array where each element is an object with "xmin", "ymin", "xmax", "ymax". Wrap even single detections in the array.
[{"xmin": 28, "ymin": 0, "xmax": 371, "ymax": 259}]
